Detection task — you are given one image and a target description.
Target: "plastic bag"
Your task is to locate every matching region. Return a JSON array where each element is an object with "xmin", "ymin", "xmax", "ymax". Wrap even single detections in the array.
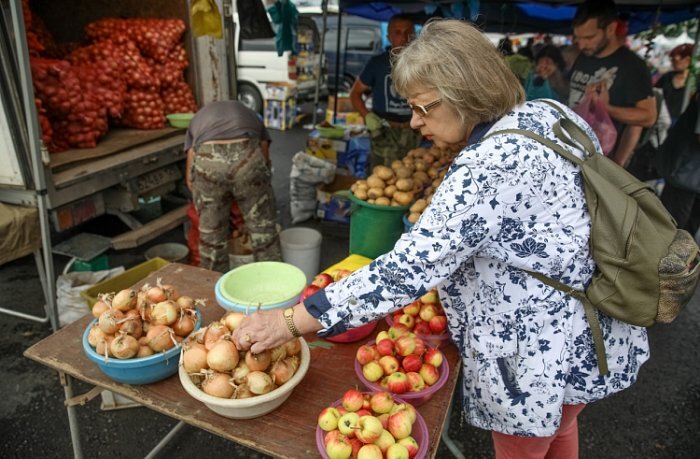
[
  {"xmin": 289, "ymin": 151, "xmax": 336, "ymax": 223},
  {"xmin": 57, "ymin": 266, "xmax": 125, "ymax": 327},
  {"xmin": 573, "ymin": 93, "xmax": 617, "ymax": 156},
  {"xmin": 191, "ymin": 0, "xmax": 223, "ymax": 39}
]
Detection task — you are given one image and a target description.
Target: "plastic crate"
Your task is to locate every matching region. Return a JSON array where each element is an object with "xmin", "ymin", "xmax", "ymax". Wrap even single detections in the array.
[{"xmin": 80, "ymin": 257, "xmax": 170, "ymax": 308}]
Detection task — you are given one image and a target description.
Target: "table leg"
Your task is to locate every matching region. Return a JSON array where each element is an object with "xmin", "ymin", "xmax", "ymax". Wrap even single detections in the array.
[
  {"xmin": 61, "ymin": 373, "xmax": 84, "ymax": 459},
  {"xmin": 441, "ymin": 391, "xmax": 466, "ymax": 459},
  {"xmin": 144, "ymin": 421, "xmax": 186, "ymax": 459}
]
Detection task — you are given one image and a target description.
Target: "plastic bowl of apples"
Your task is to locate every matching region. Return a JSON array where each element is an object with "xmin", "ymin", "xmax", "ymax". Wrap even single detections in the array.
[
  {"xmin": 353, "ymin": 332, "xmax": 449, "ymax": 407},
  {"xmin": 386, "ymin": 289, "xmax": 452, "ymax": 349},
  {"xmin": 315, "ymin": 388, "xmax": 429, "ymax": 459}
]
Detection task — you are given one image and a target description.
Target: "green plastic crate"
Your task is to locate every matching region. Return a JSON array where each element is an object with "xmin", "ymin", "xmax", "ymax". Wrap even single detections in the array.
[{"xmin": 80, "ymin": 257, "xmax": 170, "ymax": 308}]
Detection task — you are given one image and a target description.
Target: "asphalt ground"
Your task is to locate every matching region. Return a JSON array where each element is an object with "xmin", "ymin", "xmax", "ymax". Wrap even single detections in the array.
[{"xmin": 1, "ymin": 119, "xmax": 699, "ymax": 458}]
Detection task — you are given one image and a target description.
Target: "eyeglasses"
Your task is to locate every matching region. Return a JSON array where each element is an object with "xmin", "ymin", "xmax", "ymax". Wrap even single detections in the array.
[{"xmin": 408, "ymin": 98, "xmax": 442, "ymax": 117}]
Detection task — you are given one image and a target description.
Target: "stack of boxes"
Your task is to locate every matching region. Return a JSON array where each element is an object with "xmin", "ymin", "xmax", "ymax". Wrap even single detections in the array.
[
  {"xmin": 325, "ymin": 94, "xmax": 364, "ymax": 127},
  {"xmin": 264, "ymin": 82, "xmax": 296, "ymax": 131}
]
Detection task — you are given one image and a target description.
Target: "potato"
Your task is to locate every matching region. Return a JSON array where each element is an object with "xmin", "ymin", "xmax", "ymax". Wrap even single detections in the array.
[
  {"xmin": 367, "ymin": 187, "xmax": 385, "ymax": 199},
  {"xmin": 393, "ymin": 191, "xmax": 414, "ymax": 206},
  {"xmin": 395, "ymin": 167, "xmax": 412, "ymax": 179},
  {"xmin": 423, "ymin": 153, "xmax": 435, "ymax": 164},
  {"xmin": 427, "ymin": 167, "xmax": 439, "ymax": 179},
  {"xmin": 384, "ymin": 185, "xmax": 397, "ymax": 198},
  {"xmin": 356, "ymin": 180, "xmax": 368, "ymax": 191},
  {"xmin": 354, "ymin": 189, "xmax": 368, "ymax": 200},
  {"xmin": 386, "ymin": 176, "xmax": 397, "ymax": 186},
  {"xmin": 368, "ymin": 199, "xmax": 375, "ymax": 204},
  {"xmin": 373, "ymin": 165, "xmax": 394, "ymax": 181},
  {"xmin": 366, "ymin": 175, "xmax": 385, "ymax": 189},
  {"xmin": 414, "ymin": 160, "xmax": 427, "ymax": 172},
  {"xmin": 410, "ymin": 199, "xmax": 428, "ymax": 213},
  {"xmin": 413, "ymin": 171, "xmax": 430, "ymax": 185},
  {"xmin": 391, "ymin": 160, "xmax": 404, "ymax": 170},
  {"xmin": 408, "ymin": 212, "xmax": 421, "ymax": 224},
  {"xmin": 374, "ymin": 196, "xmax": 391, "ymax": 206},
  {"xmin": 395, "ymin": 178, "xmax": 414, "ymax": 192}
]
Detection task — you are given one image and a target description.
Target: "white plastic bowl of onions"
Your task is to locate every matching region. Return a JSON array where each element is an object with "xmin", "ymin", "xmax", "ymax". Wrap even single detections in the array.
[{"xmin": 178, "ymin": 312, "xmax": 310, "ymax": 419}]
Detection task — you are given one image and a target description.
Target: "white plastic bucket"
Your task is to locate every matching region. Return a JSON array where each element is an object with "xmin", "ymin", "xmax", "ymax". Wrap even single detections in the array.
[{"xmin": 279, "ymin": 227, "xmax": 322, "ymax": 283}]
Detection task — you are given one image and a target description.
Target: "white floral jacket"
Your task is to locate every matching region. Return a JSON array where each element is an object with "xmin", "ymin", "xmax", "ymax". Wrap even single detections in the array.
[{"xmin": 304, "ymin": 100, "xmax": 650, "ymax": 436}]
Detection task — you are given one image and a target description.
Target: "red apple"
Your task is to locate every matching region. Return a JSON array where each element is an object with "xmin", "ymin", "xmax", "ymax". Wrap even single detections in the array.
[
  {"xmin": 374, "ymin": 429, "xmax": 396, "ymax": 454},
  {"xmin": 338, "ymin": 412, "xmax": 360, "ymax": 437},
  {"xmin": 377, "ymin": 413, "xmax": 390, "ymax": 430},
  {"xmin": 375, "ymin": 331, "xmax": 391, "ymax": 344},
  {"xmin": 418, "ymin": 303, "xmax": 439, "ymax": 322},
  {"xmin": 388, "ymin": 324, "xmax": 410, "ymax": 340},
  {"xmin": 401, "ymin": 354, "xmax": 422, "ymax": 373},
  {"xmin": 376, "ymin": 338, "xmax": 394, "ymax": 357},
  {"xmin": 419, "ymin": 289, "xmax": 439, "ymax": 304},
  {"xmin": 337, "ymin": 406, "xmax": 348, "ymax": 416},
  {"xmin": 405, "ymin": 372, "xmax": 425, "ymax": 392},
  {"xmin": 386, "ymin": 372, "xmax": 410, "ymax": 394},
  {"xmin": 397, "ymin": 313, "xmax": 415, "ymax": 330},
  {"xmin": 342, "ymin": 388, "xmax": 365, "ymax": 412},
  {"xmin": 369, "ymin": 391, "xmax": 394, "ymax": 414},
  {"xmin": 357, "ymin": 444, "xmax": 383, "ymax": 459},
  {"xmin": 387, "ymin": 410, "xmax": 413, "ymax": 440},
  {"xmin": 429, "ymin": 315, "xmax": 447, "ymax": 334},
  {"xmin": 356, "ymin": 408, "xmax": 372, "ymax": 418},
  {"xmin": 397, "ymin": 437, "xmax": 419, "ymax": 459},
  {"xmin": 424, "ymin": 348, "xmax": 443, "ymax": 368},
  {"xmin": 394, "ymin": 335, "xmax": 416, "ymax": 357},
  {"xmin": 331, "ymin": 269, "xmax": 352, "ymax": 281},
  {"xmin": 379, "ymin": 355, "xmax": 400, "ymax": 375},
  {"xmin": 391, "ymin": 402, "xmax": 417, "ymax": 423},
  {"xmin": 349, "ymin": 437, "xmax": 363, "ymax": 458},
  {"xmin": 411, "ymin": 338, "xmax": 426, "ymax": 357},
  {"xmin": 312, "ymin": 272, "xmax": 334, "ymax": 288},
  {"xmin": 324, "ymin": 429, "xmax": 343, "ymax": 446},
  {"xmin": 318, "ymin": 406, "xmax": 341, "ymax": 431},
  {"xmin": 300, "ymin": 284, "xmax": 320, "ymax": 301},
  {"xmin": 378, "ymin": 376, "xmax": 389, "ymax": 389},
  {"xmin": 403, "ymin": 300, "xmax": 421, "ymax": 316},
  {"xmin": 419, "ymin": 363, "xmax": 439, "ymax": 386},
  {"xmin": 355, "ymin": 415, "xmax": 384, "ymax": 443},
  {"xmin": 413, "ymin": 320, "xmax": 432, "ymax": 336},
  {"xmin": 356, "ymin": 344, "xmax": 379, "ymax": 365},
  {"xmin": 386, "ymin": 442, "xmax": 410, "ymax": 459},
  {"xmin": 362, "ymin": 361, "xmax": 384, "ymax": 382},
  {"xmin": 326, "ymin": 434, "xmax": 353, "ymax": 459},
  {"xmin": 362, "ymin": 393, "xmax": 371, "ymax": 411}
]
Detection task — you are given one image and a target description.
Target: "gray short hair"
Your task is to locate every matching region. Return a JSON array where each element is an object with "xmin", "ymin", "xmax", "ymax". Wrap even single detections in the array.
[{"xmin": 392, "ymin": 19, "xmax": 524, "ymax": 126}]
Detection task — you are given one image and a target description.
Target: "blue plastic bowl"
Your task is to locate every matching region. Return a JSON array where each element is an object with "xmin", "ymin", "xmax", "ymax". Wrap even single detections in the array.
[
  {"xmin": 215, "ymin": 261, "xmax": 306, "ymax": 313},
  {"xmin": 82, "ymin": 309, "xmax": 202, "ymax": 385}
]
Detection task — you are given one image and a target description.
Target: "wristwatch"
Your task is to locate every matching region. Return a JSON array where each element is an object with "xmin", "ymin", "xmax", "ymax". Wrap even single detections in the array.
[{"xmin": 283, "ymin": 307, "xmax": 301, "ymax": 337}]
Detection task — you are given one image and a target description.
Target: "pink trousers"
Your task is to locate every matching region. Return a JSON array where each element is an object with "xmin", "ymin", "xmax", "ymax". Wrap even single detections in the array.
[{"xmin": 491, "ymin": 404, "xmax": 586, "ymax": 459}]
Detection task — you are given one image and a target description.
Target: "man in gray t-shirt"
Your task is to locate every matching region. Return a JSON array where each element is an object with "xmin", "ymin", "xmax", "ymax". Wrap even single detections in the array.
[{"xmin": 185, "ymin": 101, "xmax": 281, "ymax": 272}]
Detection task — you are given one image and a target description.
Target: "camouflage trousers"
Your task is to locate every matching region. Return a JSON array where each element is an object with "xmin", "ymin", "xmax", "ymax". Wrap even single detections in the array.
[
  {"xmin": 370, "ymin": 125, "xmax": 422, "ymax": 169},
  {"xmin": 191, "ymin": 139, "xmax": 281, "ymax": 273}
]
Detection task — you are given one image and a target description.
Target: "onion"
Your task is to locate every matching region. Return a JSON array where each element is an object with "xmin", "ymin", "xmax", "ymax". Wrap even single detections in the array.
[
  {"xmin": 112, "ymin": 288, "xmax": 136, "ymax": 311},
  {"xmin": 98, "ymin": 309, "xmax": 124, "ymax": 335},
  {"xmin": 96, "ymin": 334, "xmax": 115, "ymax": 357},
  {"xmin": 160, "ymin": 284, "xmax": 179, "ymax": 300},
  {"xmin": 151, "ymin": 300, "xmax": 178, "ymax": 326},
  {"xmin": 137, "ymin": 345, "xmax": 154, "ymax": 358},
  {"xmin": 221, "ymin": 311, "xmax": 245, "ymax": 333},
  {"xmin": 206, "ymin": 340, "xmax": 239, "ymax": 372},
  {"xmin": 232, "ymin": 362, "xmax": 250, "ymax": 385},
  {"xmin": 110, "ymin": 334, "xmax": 139, "ymax": 359},
  {"xmin": 91, "ymin": 299, "xmax": 110, "ymax": 318},
  {"xmin": 202, "ymin": 372, "xmax": 235, "ymax": 398},
  {"xmin": 270, "ymin": 344, "xmax": 287, "ymax": 363},
  {"xmin": 119, "ymin": 315, "xmax": 143, "ymax": 339},
  {"xmin": 138, "ymin": 336, "xmax": 149, "ymax": 346},
  {"xmin": 269, "ymin": 357, "xmax": 296, "ymax": 385},
  {"xmin": 176, "ymin": 295, "xmax": 194, "ymax": 311},
  {"xmin": 87, "ymin": 324, "xmax": 107, "ymax": 348},
  {"xmin": 204, "ymin": 322, "xmax": 228, "ymax": 350},
  {"xmin": 172, "ymin": 313, "xmax": 195, "ymax": 337},
  {"xmin": 146, "ymin": 285, "xmax": 167, "ymax": 303},
  {"xmin": 234, "ymin": 383, "xmax": 254, "ymax": 399},
  {"xmin": 125, "ymin": 309, "xmax": 141, "ymax": 320},
  {"xmin": 183, "ymin": 342, "xmax": 209, "ymax": 373},
  {"xmin": 245, "ymin": 350, "xmax": 272, "ymax": 372},
  {"xmin": 146, "ymin": 324, "xmax": 176, "ymax": 352},
  {"xmin": 246, "ymin": 371, "xmax": 274, "ymax": 395},
  {"xmin": 284, "ymin": 338, "xmax": 302, "ymax": 356}
]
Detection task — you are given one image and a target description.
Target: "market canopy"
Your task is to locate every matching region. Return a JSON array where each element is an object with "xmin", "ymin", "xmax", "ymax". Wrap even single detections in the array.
[{"xmin": 338, "ymin": 0, "xmax": 700, "ymax": 34}]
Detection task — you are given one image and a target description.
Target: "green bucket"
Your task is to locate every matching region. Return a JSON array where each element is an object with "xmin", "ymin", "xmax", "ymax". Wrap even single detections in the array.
[{"xmin": 348, "ymin": 192, "xmax": 409, "ymax": 259}]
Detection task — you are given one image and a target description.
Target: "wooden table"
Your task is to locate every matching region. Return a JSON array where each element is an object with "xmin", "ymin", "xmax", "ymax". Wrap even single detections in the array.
[{"xmin": 24, "ymin": 263, "xmax": 461, "ymax": 458}]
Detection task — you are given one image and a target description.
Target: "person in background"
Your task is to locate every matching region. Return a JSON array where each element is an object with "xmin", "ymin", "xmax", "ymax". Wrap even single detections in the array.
[
  {"xmin": 655, "ymin": 43, "xmax": 694, "ymax": 124},
  {"xmin": 349, "ymin": 14, "xmax": 422, "ymax": 168},
  {"xmin": 568, "ymin": 0, "xmax": 656, "ymax": 167},
  {"xmin": 233, "ymin": 19, "xmax": 648, "ymax": 459},
  {"xmin": 524, "ymin": 45, "xmax": 570, "ymax": 102},
  {"xmin": 184, "ymin": 100, "xmax": 281, "ymax": 273}
]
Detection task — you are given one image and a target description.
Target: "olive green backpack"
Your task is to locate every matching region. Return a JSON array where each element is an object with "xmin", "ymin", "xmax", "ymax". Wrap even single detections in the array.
[{"xmin": 486, "ymin": 103, "xmax": 700, "ymax": 374}]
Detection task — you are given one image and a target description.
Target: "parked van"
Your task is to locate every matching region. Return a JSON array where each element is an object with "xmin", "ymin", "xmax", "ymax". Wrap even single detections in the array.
[
  {"xmin": 312, "ymin": 15, "xmax": 384, "ymax": 92},
  {"xmin": 235, "ymin": 14, "xmax": 326, "ymax": 113}
]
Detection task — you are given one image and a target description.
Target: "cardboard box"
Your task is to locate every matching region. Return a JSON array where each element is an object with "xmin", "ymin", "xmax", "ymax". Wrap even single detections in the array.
[
  {"xmin": 316, "ymin": 174, "xmax": 359, "ymax": 224},
  {"xmin": 265, "ymin": 82, "xmax": 297, "ymax": 101},
  {"xmin": 306, "ymin": 130, "xmax": 347, "ymax": 163},
  {"xmin": 327, "ymin": 95, "xmax": 355, "ymax": 113},
  {"xmin": 264, "ymin": 98, "xmax": 296, "ymax": 130},
  {"xmin": 325, "ymin": 109, "xmax": 364, "ymax": 126}
]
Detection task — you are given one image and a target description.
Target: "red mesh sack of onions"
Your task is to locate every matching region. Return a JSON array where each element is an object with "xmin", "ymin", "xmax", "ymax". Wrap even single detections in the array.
[
  {"xmin": 30, "ymin": 57, "xmax": 83, "ymax": 116},
  {"xmin": 162, "ymin": 79, "xmax": 198, "ymax": 115},
  {"xmin": 118, "ymin": 89, "xmax": 166, "ymax": 129},
  {"xmin": 85, "ymin": 18, "xmax": 186, "ymax": 64},
  {"xmin": 150, "ymin": 45, "xmax": 189, "ymax": 89},
  {"xmin": 34, "ymin": 98, "xmax": 54, "ymax": 150},
  {"xmin": 72, "ymin": 62, "xmax": 126, "ymax": 120},
  {"xmin": 50, "ymin": 94, "xmax": 109, "ymax": 149}
]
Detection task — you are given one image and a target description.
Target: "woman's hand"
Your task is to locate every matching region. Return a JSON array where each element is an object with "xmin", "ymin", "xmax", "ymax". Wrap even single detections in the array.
[{"xmin": 232, "ymin": 309, "xmax": 293, "ymax": 354}]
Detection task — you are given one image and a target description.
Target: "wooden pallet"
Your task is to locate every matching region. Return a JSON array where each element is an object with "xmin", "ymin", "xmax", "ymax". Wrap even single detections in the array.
[{"xmin": 111, "ymin": 204, "xmax": 188, "ymax": 250}]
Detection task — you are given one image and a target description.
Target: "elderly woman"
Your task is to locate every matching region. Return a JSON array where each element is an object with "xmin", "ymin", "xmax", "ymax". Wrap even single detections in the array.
[{"xmin": 233, "ymin": 20, "xmax": 648, "ymax": 459}]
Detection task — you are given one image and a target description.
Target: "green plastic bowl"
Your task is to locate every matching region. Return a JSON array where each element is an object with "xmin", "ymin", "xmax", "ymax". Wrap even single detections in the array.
[
  {"xmin": 167, "ymin": 113, "xmax": 194, "ymax": 129},
  {"xmin": 215, "ymin": 262, "xmax": 307, "ymax": 313}
]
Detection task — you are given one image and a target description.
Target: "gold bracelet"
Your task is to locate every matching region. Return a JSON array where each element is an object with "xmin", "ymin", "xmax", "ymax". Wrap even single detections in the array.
[{"xmin": 283, "ymin": 308, "xmax": 301, "ymax": 337}]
